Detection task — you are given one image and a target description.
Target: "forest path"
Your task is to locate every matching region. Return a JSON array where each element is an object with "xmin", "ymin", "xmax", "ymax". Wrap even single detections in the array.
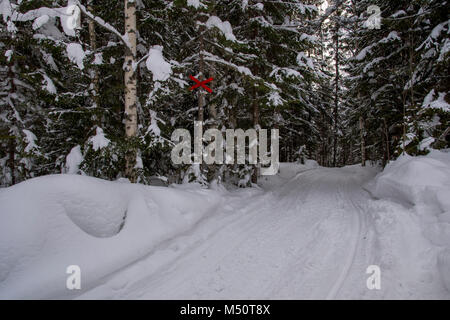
[{"xmin": 78, "ymin": 164, "xmax": 386, "ymax": 299}]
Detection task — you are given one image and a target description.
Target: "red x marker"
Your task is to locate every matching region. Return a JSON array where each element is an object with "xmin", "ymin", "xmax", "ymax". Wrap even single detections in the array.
[{"xmin": 189, "ymin": 75, "xmax": 213, "ymax": 93}]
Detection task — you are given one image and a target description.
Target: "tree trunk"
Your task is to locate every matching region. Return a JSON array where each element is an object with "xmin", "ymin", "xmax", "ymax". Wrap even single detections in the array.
[
  {"xmin": 88, "ymin": 0, "xmax": 100, "ymax": 115},
  {"xmin": 360, "ymin": 116, "xmax": 366, "ymax": 167},
  {"xmin": 251, "ymin": 85, "xmax": 259, "ymax": 183},
  {"xmin": 124, "ymin": 0, "xmax": 138, "ymax": 182},
  {"xmin": 251, "ymin": 6, "xmax": 259, "ymax": 183},
  {"xmin": 207, "ymin": 63, "xmax": 217, "ymax": 127},
  {"xmin": 7, "ymin": 46, "xmax": 16, "ymax": 185},
  {"xmin": 9, "ymin": 138, "xmax": 15, "ymax": 186},
  {"xmin": 207, "ymin": 63, "xmax": 218, "ymax": 183},
  {"xmin": 208, "ymin": 5, "xmax": 218, "ymax": 127},
  {"xmin": 333, "ymin": 26, "xmax": 339, "ymax": 167},
  {"xmin": 383, "ymin": 118, "xmax": 390, "ymax": 164},
  {"xmin": 197, "ymin": 23, "xmax": 206, "ymax": 122},
  {"xmin": 227, "ymin": 95, "xmax": 238, "ymax": 184}
]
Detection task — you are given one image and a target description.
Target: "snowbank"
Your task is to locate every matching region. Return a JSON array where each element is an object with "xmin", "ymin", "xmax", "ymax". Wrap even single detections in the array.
[
  {"xmin": 368, "ymin": 151, "xmax": 450, "ymax": 211},
  {"xmin": 366, "ymin": 150, "xmax": 450, "ymax": 293},
  {"xmin": 0, "ymin": 175, "xmax": 223, "ymax": 299}
]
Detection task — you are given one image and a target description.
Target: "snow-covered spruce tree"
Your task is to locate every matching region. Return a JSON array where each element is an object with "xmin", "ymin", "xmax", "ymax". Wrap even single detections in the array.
[
  {"xmin": 0, "ymin": 0, "xmax": 177, "ymax": 184},
  {"xmin": 70, "ymin": 0, "xmax": 181, "ymax": 183},
  {"xmin": 229, "ymin": 0, "xmax": 321, "ymax": 183},
  {"xmin": 257, "ymin": 0, "xmax": 323, "ymax": 165},
  {"xmin": 344, "ymin": 0, "xmax": 449, "ymax": 164},
  {"xmin": 145, "ymin": 0, "xmax": 322, "ymax": 186},
  {"xmin": 0, "ymin": 14, "xmax": 32, "ymax": 186},
  {"xmin": 0, "ymin": 0, "xmax": 131, "ymax": 184},
  {"xmin": 408, "ymin": 0, "xmax": 449, "ymax": 152},
  {"xmin": 69, "ymin": 0, "xmax": 131, "ymax": 181},
  {"xmin": 0, "ymin": 0, "xmax": 88, "ymax": 185},
  {"xmin": 137, "ymin": 0, "xmax": 259, "ymax": 186}
]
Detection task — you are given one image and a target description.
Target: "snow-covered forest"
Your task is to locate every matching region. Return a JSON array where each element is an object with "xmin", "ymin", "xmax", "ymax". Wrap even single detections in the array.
[{"xmin": 0, "ymin": 0, "xmax": 449, "ymax": 301}]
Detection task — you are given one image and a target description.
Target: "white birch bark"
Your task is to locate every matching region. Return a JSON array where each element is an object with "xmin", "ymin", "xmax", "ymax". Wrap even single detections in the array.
[{"xmin": 124, "ymin": 0, "xmax": 138, "ymax": 181}]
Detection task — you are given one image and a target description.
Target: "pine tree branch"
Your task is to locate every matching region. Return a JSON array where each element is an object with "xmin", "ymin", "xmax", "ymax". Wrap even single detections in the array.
[{"xmin": 73, "ymin": 1, "xmax": 132, "ymax": 52}]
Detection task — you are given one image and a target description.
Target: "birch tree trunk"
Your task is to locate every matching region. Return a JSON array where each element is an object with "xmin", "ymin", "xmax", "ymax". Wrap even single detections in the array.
[
  {"xmin": 87, "ymin": 0, "xmax": 100, "ymax": 114},
  {"xmin": 124, "ymin": 0, "xmax": 138, "ymax": 182}
]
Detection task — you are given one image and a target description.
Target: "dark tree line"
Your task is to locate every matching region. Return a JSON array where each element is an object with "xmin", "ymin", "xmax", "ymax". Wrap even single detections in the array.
[{"xmin": 0, "ymin": 0, "xmax": 448, "ymax": 187}]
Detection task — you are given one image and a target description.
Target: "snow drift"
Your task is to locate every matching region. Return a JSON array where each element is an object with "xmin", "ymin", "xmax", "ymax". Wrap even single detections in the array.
[
  {"xmin": 0, "ymin": 175, "xmax": 223, "ymax": 299},
  {"xmin": 367, "ymin": 150, "xmax": 450, "ymax": 293}
]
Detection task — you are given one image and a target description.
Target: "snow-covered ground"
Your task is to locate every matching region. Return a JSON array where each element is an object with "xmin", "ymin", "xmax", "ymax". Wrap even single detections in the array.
[{"xmin": 1, "ymin": 151, "xmax": 450, "ymax": 299}]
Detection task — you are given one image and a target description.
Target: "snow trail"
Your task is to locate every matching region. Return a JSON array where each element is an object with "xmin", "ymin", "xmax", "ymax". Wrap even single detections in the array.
[
  {"xmin": 2, "ymin": 161, "xmax": 449, "ymax": 299},
  {"xmin": 325, "ymin": 178, "xmax": 362, "ymax": 299},
  {"xmin": 78, "ymin": 165, "xmax": 386, "ymax": 299}
]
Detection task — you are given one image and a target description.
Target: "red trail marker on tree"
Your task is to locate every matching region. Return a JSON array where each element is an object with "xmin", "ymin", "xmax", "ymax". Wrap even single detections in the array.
[{"xmin": 189, "ymin": 75, "xmax": 213, "ymax": 93}]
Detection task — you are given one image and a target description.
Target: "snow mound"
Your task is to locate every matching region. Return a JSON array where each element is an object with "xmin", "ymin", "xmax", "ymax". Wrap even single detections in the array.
[
  {"xmin": 368, "ymin": 151, "xmax": 450, "ymax": 211},
  {"xmin": 0, "ymin": 175, "xmax": 223, "ymax": 299},
  {"xmin": 367, "ymin": 150, "xmax": 450, "ymax": 292}
]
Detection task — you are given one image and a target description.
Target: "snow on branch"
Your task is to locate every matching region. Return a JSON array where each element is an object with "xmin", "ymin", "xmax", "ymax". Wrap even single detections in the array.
[
  {"xmin": 0, "ymin": 0, "xmax": 131, "ymax": 48},
  {"xmin": 145, "ymin": 46, "xmax": 172, "ymax": 82},
  {"xmin": 187, "ymin": 0, "xmax": 207, "ymax": 9},
  {"xmin": 205, "ymin": 16, "xmax": 237, "ymax": 42},
  {"xmin": 73, "ymin": 1, "xmax": 132, "ymax": 51},
  {"xmin": 202, "ymin": 51, "xmax": 253, "ymax": 78},
  {"xmin": 416, "ymin": 20, "xmax": 449, "ymax": 52}
]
